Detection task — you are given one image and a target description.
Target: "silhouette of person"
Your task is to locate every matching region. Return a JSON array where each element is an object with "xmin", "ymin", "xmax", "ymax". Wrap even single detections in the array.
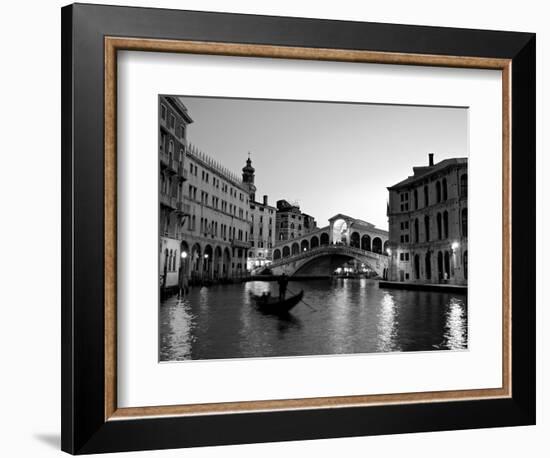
[{"xmin": 278, "ymin": 273, "xmax": 289, "ymax": 301}]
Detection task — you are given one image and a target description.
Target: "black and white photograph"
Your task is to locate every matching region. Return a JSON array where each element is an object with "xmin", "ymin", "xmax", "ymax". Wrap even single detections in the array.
[
  {"xmin": 0, "ymin": 0, "xmax": 542, "ymax": 456},
  {"xmin": 159, "ymin": 95, "xmax": 469, "ymax": 361}
]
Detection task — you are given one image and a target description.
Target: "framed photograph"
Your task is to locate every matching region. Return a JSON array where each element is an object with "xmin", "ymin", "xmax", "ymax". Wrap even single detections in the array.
[{"xmin": 61, "ymin": 3, "xmax": 536, "ymax": 454}]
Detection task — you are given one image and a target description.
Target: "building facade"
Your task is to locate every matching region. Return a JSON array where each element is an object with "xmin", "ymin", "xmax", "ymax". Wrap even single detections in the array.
[
  {"xmin": 386, "ymin": 154, "xmax": 468, "ymax": 285},
  {"xmin": 248, "ymin": 194, "xmax": 277, "ymax": 270},
  {"xmin": 179, "ymin": 145, "xmax": 252, "ymax": 285},
  {"xmin": 159, "ymin": 97, "xmax": 254, "ymax": 291},
  {"xmin": 270, "ymin": 214, "xmax": 389, "ymax": 278},
  {"xmin": 240, "ymin": 156, "xmax": 277, "ymax": 269},
  {"xmin": 275, "ymin": 200, "xmax": 317, "ymax": 242},
  {"xmin": 159, "ymin": 98, "xmax": 284, "ymax": 292},
  {"xmin": 159, "ymin": 96, "xmax": 193, "ymax": 291}
]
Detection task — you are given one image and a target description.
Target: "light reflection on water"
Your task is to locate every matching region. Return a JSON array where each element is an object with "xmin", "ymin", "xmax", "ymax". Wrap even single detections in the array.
[
  {"xmin": 159, "ymin": 279, "xmax": 468, "ymax": 361},
  {"xmin": 159, "ymin": 297, "xmax": 194, "ymax": 361},
  {"xmin": 443, "ymin": 297, "xmax": 468, "ymax": 350},
  {"xmin": 377, "ymin": 292, "xmax": 399, "ymax": 353}
]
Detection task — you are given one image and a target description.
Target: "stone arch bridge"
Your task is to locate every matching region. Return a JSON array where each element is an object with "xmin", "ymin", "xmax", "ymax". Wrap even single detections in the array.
[
  {"xmin": 269, "ymin": 245, "xmax": 389, "ymax": 277},
  {"xmin": 267, "ymin": 214, "xmax": 389, "ymax": 277}
]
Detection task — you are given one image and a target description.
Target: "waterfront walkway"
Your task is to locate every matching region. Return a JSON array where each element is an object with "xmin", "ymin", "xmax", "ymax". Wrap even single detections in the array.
[{"xmin": 379, "ymin": 281, "xmax": 467, "ymax": 294}]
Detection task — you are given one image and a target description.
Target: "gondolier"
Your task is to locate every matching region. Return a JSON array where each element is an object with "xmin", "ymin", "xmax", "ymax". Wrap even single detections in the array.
[
  {"xmin": 278, "ymin": 273, "xmax": 289, "ymax": 301},
  {"xmin": 251, "ymin": 288, "xmax": 304, "ymax": 315}
]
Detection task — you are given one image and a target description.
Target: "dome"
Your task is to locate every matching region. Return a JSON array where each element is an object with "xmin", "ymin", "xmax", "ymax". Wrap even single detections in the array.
[{"xmin": 242, "ymin": 157, "xmax": 255, "ymax": 174}]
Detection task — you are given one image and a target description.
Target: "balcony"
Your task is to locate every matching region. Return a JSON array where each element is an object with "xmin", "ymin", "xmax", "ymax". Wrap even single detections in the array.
[
  {"xmin": 167, "ymin": 158, "xmax": 177, "ymax": 174},
  {"xmin": 175, "ymin": 201, "xmax": 191, "ymax": 215},
  {"xmin": 160, "ymin": 152, "xmax": 177, "ymax": 174},
  {"xmin": 160, "ymin": 193, "xmax": 177, "ymax": 209},
  {"xmin": 178, "ymin": 163, "xmax": 188, "ymax": 180},
  {"xmin": 231, "ymin": 239, "xmax": 252, "ymax": 249},
  {"xmin": 160, "ymin": 151, "xmax": 169, "ymax": 166}
]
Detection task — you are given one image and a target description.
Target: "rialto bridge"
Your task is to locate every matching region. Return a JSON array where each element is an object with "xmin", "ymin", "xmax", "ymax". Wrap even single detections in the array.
[{"xmin": 268, "ymin": 214, "xmax": 390, "ymax": 277}]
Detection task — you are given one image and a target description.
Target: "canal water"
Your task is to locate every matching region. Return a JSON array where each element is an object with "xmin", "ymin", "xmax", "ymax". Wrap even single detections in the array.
[{"xmin": 159, "ymin": 279, "xmax": 468, "ymax": 361}]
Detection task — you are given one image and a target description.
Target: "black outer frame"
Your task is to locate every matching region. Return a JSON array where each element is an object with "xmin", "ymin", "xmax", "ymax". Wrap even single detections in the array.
[{"xmin": 61, "ymin": 3, "xmax": 536, "ymax": 454}]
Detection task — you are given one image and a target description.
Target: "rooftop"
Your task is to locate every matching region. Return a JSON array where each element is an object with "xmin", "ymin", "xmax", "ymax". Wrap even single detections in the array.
[
  {"xmin": 328, "ymin": 213, "xmax": 387, "ymax": 234},
  {"xmin": 388, "ymin": 157, "xmax": 467, "ymax": 190},
  {"xmin": 166, "ymin": 96, "xmax": 193, "ymax": 124},
  {"xmin": 186, "ymin": 143, "xmax": 246, "ymax": 189}
]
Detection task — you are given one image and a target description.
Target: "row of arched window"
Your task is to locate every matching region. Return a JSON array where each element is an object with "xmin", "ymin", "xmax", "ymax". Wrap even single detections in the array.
[
  {"xmin": 409, "ymin": 207, "xmax": 467, "ymax": 243},
  {"xmin": 436, "ymin": 212, "xmax": 449, "ymax": 240},
  {"xmin": 349, "ymin": 233, "xmax": 385, "ymax": 253},
  {"xmin": 412, "ymin": 179, "xmax": 447, "ymax": 210},
  {"xmin": 412, "ymin": 250, "xmax": 468, "ymax": 281},
  {"xmin": 160, "ymin": 133, "xmax": 185, "ymax": 162},
  {"xmin": 163, "ymin": 248, "xmax": 178, "ymax": 272},
  {"xmin": 272, "ymin": 233, "xmax": 387, "ymax": 260},
  {"xmin": 160, "ymin": 174, "xmax": 184, "ymax": 198},
  {"xmin": 409, "ymin": 173, "xmax": 467, "ymax": 210}
]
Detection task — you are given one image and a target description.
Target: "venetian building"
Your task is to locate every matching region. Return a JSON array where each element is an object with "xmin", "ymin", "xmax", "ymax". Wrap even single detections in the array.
[
  {"xmin": 241, "ymin": 155, "xmax": 256, "ymax": 200},
  {"xmin": 275, "ymin": 200, "xmax": 317, "ymax": 242},
  {"xmin": 243, "ymin": 156, "xmax": 277, "ymax": 269},
  {"xmin": 159, "ymin": 96, "xmax": 193, "ymax": 292},
  {"xmin": 159, "ymin": 98, "xmax": 252, "ymax": 292},
  {"xmin": 386, "ymin": 154, "xmax": 468, "ymax": 285},
  {"xmin": 178, "ymin": 145, "xmax": 252, "ymax": 285}
]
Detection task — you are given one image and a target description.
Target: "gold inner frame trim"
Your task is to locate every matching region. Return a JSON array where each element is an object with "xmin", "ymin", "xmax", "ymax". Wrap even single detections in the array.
[{"xmin": 104, "ymin": 36, "xmax": 512, "ymax": 421}]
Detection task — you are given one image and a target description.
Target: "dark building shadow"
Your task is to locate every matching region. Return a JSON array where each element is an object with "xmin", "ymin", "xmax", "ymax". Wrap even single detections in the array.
[{"xmin": 34, "ymin": 433, "xmax": 60, "ymax": 449}]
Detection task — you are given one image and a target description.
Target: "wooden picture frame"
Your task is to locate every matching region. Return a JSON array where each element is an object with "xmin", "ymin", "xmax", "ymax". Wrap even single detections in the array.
[{"xmin": 62, "ymin": 3, "xmax": 535, "ymax": 454}]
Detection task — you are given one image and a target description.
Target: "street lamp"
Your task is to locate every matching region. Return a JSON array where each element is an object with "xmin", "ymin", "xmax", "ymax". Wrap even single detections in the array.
[
  {"xmin": 203, "ymin": 253, "xmax": 210, "ymax": 281},
  {"xmin": 178, "ymin": 251, "xmax": 188, "ymax": 298},
  {"xmin": 385, "ymin": 248, "xmax": 392, "ymax": 281},
  {"xmin": 451, "ymin": 241, "xmax": 460, "ymax": 252}
]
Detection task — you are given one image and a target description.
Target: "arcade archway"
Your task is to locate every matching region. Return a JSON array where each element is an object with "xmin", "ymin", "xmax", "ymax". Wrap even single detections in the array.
[{"xmin": 332, "ymin": 219, "xmax": 348, "ymax": 244}]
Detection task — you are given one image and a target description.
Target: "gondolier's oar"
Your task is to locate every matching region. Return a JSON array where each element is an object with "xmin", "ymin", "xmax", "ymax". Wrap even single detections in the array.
[{"xmin": 287, "ymin": 287, "xmax": 317, "ymax": 312}]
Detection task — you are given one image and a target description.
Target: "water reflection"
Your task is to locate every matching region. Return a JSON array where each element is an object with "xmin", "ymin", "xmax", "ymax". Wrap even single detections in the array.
[
  {"xmin": 377, "ymin": 292, "xmax": 399, "ymax": 352},
  {"xmin": 159, "ymin": 279, "xmax": 468, "ymax": 361},
  {"xmin": 443, "ymin": 297, "xmax": 468, "ymax": 350},
  {"xmin": 159, "ymin": 296, "xmax": 194, "ymax": 361}
]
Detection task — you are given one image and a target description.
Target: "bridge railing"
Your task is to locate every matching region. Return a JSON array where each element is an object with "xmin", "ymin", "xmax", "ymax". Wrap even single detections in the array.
[{"xmin": 269, "ymin": 244, "xmax": 387, "ymax": 268}]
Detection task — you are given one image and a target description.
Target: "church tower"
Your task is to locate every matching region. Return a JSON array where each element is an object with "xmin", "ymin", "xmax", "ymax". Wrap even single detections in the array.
[{"xmin": 242, "ymin": 154, "xmax": 257, "ymax": 201}]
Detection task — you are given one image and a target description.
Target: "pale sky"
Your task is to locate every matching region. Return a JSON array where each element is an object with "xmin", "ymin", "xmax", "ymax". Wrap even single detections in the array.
[{"xmin": 176, "ymin": 96, "xmax": 468, "ymax": 230}]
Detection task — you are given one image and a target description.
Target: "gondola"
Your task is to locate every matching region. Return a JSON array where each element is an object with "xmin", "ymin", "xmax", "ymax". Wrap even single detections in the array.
[{"xmin": 251, "ymin": 290, "xmax": 304, "ymax": 315}]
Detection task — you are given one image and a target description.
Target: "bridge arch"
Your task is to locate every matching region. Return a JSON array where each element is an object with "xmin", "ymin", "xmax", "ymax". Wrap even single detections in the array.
[
  {"xmin": 282, "ymin": 246, "xmax": 290, "ymax": 258},
  {"xmin": 295, "ymin": 253, "xmax": 377, "ymax": 276},
  {"xmin": 301, "ymin": 239, "xmax": 309, "ymax": 252},
  {"xmin": 372, "ymin": 237, "xmax": 382, "ymax": 254},
  {"xmin": 332, "ymin": 218, "xmax": 348, "ymax": 244},
  {"xmin": 273, "ymin": 248, "xmax": 281, "ymax": 260},
  {"xmin": 320, "ymin": 232, "xmax": 329, "ymax": 246},
  {"xmin": 361, "ymin": 234, "xmax": 371, "ymax": 251},
  {"xmin": 350, "ymin": 231, "xmax": 360, "ymax": 248},
  {"xmin": 269, "ymin": 245, "xmax": 389, "ymax": 278},
  {"xmin": 311, "ymin": 235, "xmax": 319, "ymax": 249},
  {"xmin": 291, "ymin": 242, "xmax": 300, "ymax": 255}
]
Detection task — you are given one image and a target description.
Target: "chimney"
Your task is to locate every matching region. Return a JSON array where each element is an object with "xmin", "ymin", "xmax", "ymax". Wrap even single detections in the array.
[
  {"xmin": 263, "ymin": 195, "xmax": 268, "ymax": 206},
  {"xmin": 428, "ymin": 153, "xmax": 434, "ymax": 166}
]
